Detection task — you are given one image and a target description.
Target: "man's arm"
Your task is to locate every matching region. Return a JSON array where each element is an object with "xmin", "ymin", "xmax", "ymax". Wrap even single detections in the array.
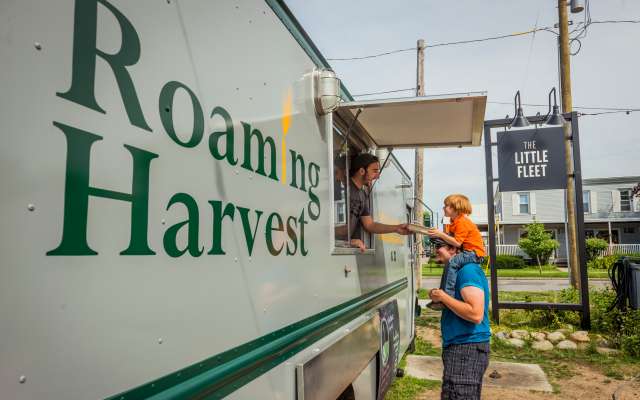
[
  {"xmin": 360, "ymin": 216, "xmax": 409, "ymax": 235},
  {"xmin": 429, "ymin": 286, "xmax": 485, "ymax": 324}
]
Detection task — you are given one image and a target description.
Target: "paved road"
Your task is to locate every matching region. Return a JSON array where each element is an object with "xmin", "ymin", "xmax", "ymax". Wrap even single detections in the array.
[{"xmin": 421, "ymin": 277, "xmax": 610, "ymax": 292}]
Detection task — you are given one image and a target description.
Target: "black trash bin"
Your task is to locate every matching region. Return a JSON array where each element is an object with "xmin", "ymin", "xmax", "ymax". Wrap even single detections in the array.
[{"xmin": 627, "ymin": 258, "xmax": 640, "ymax": 310}]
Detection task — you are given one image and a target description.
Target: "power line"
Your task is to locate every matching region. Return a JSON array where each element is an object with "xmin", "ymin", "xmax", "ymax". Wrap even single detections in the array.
[
  {"xmin": 487, "ymin": 101, "xmax": 639, "ymax": 112},
  {"xmin": 578, "ymin": 109, "xmax": 638, "ymax": 116},
  {"xmin": 326, "ymin": 19, "xmax": 640, "ymax": 62},
  {"xmin": 588, "ymin": 19, "xmax": 640, "ymax": 25},
  {"xmin": 327, "ymin": 26, "xmax": 557, "ymax": 61},
  {"xmin": 424, "ymin": 27, "xmax": 555, "ymax": 48},
  {"xmin": 348, "ymin": 91, "xmax": 640, "ymax": 111},
  {"xmin": 328, "ymin": 47, "xmax": 416, "ymax": 61},
  {"xmin": 522, "ymin": 6, "xmax": 542, "ymax": 90}
]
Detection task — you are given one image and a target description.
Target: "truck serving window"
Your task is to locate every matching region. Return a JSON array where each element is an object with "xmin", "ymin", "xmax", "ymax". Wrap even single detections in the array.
[
  {"xmin": 332, "ymin": 127, "xmax": 373, "ymax": 252},
  {"xmin": 332, "ymin": 92, "xmax": 488, "ymax": 254}
]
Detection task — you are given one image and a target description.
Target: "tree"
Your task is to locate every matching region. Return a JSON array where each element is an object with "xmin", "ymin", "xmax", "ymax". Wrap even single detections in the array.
[
  {"xmin": 585, "ymin": 237, "xmax": 608, "ymax": 261},
  {"xmin": 633, "ymin": 183, "xmax": 640, "ymax": 199},
  {"xmin": 518, "ymin": 221, "xmax": 560, "ymax": 273}
]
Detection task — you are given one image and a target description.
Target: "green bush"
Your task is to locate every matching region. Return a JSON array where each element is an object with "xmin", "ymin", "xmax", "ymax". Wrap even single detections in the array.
[
  {"xmin": 585, "ymin": 238, "xmax": 608, "ymax": 261},
  {"xmin": 495, "ymin": 255, "xmax": 526, "ymax": 269},
  {"xmin": 555, "ymin": 287, "xmax": 640, "ymax": 358},
  {"xmin": 518, "ymin": 222, "xmax": 559, "ymax": 267},
  {"xmin": 620, "ymin": 312, "xmax": 640, "ymax": 357},
  {"xmin": 587, "ymin": 255, "xmax": 618, "ymax": 270},
  {"xmin": 588, "ymin": 253, "xmax": 640, "ymax": 270},
  {"xmin": 589, "ymin": 288, "xmax": 640, "ymax": 357},
  {"xmin": 616, "ymin": 252, "xmax": 640, "ymax": 258},
  {"xmin": 500, "ymin": 286, "xmax": 640, "ymax": 358}
]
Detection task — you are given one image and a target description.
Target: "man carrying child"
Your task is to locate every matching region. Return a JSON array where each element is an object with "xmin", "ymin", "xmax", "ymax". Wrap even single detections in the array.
[{"xmin": 428, "ymin": 237, "xmax": 491, "ymax": 400}]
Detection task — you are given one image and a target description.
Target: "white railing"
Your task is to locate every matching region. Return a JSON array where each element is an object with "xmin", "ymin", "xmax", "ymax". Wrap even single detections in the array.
[
  {"xmin": 598, "ymin": 244, "xmax": 640, "ymax": 257},
  {"xmin": 486, "ymin": 244, "xmax": 528, "ymax": 257}
]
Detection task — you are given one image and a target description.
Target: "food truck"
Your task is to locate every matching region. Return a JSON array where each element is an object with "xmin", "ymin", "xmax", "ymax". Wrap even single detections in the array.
[{"xmin": 0, "ymin": 0, "xmax": 486, "ymax": 398}]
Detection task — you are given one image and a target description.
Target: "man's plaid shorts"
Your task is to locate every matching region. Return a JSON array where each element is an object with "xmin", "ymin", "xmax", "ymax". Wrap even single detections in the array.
[{"xmin": 441, "ymin": 341, "xmax": 490, "ymax": 400}]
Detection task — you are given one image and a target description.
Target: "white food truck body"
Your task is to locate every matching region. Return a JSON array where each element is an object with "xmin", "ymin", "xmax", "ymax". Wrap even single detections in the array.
[{"xmin": 0, "ymin": 1, "xmax": 486, "ymax": 399}]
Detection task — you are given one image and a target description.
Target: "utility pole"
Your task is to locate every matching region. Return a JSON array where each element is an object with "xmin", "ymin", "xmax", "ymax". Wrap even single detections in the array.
[
  {"xmin": 414, "ymin": 39, "xmax": 425, "ymax": 290},
  {"xmin": 558, "ymin": 0, "xmax": 580, "ymax": 289}
]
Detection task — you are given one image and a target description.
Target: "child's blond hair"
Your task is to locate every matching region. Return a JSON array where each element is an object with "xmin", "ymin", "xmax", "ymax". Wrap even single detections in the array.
[{"xmin": 444, "ymin": 194, "xmax": 472, "ymax": 215}]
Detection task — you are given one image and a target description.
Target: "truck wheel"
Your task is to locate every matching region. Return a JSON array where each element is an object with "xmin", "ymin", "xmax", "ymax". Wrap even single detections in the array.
[
  {"xmin": 336, "ymin": 384, "xmax": 355, "ymax": 400},
  {"xmin": 408, "ymin": 334, "xmax": 416, "ymax": 353}
]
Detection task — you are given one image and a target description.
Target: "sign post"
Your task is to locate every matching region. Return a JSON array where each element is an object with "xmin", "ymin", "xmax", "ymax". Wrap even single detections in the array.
[{"xmin": 484, "ymin": 114, "xmax": 590, "ymax": 329}]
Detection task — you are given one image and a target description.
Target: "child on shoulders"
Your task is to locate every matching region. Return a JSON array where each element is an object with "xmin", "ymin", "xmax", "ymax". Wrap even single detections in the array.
[{"xmin": 426, "ymin": 194, "xmax": 486, "ymax": 310}]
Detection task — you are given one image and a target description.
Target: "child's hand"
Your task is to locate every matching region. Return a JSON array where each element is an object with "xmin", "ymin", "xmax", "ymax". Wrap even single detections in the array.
[{"xmin": 426, "ymin": 228, "xmax": 442, "ymax": 238}]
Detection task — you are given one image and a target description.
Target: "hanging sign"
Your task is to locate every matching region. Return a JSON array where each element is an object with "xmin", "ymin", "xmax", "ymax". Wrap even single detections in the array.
[{"xmin": 497, "ymin": 127, "xmax": 567, "ymax": 191}]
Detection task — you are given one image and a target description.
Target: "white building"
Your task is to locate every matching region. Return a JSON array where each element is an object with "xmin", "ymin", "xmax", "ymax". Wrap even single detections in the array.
[{"xmin": 494, "ymin": 176, "xmax": 640, "ymax": 263}]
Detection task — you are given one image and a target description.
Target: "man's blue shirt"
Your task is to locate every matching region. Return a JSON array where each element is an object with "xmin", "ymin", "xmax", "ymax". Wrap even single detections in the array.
[{"xmin": 441, "ymin": 263, "xmax": 491, "ymax": 347}]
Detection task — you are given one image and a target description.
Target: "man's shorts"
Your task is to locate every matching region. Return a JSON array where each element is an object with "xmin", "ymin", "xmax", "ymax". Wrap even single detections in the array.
[{"xmin": 441, "ymin": 342, "xmax": 490, "ymax": 400}]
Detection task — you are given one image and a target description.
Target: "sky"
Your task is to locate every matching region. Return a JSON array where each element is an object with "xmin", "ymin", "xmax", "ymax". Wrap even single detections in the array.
[{"xmin": 286, "ymin": 0, "xmax": 640, "ymax": 212}]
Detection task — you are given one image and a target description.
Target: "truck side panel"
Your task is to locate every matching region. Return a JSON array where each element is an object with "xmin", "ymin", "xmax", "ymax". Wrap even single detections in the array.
[{"xmin": 0, "ymin": 1, "xmax": 414, "ymax": 398}]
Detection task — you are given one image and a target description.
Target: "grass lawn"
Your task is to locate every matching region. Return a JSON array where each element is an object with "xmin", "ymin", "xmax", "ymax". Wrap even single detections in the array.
[
  {"xmin": 418, "ymin": 288, "xmax": 578, "ymax": 303},
  {"xmin": 421, "ymin": 264, "xmax": 609, "ymax": 279},
  {"xmin": 497, "ymin": 290, "xmax": 558, "ymax": 302},
  {"xmin": 385, "ymin": 315, "xmax": 442, "ymax": 399},
  {"xmin": 490, "ymin": 296, "xmax": 640, "ymax": 390},
  {"xmin": 489, "ymin": 337, "xmax": 640, "ymax": 390}
]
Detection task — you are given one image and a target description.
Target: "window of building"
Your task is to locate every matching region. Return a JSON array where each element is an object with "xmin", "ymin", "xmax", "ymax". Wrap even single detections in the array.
[
  {"xmin": 583, "ymin": 190, "xmax": 590, "ymax": 213},
  {"xmin": 331, "ymin": 126, "xmax": 373, "ymax": 252},
  {"xmin": 624, "ymin": 227, "xmax": 636, "ymax": 234},
  {"xmin": 620, "ymin": 189, "xmax": 632, "ymax": 212},
  {"xmin": 518, "ymin": 193, "xmax": 530, "ymax": 214}
]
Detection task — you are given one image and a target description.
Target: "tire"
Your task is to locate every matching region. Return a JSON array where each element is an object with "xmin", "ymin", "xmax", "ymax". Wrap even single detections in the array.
[{"xmin": 336, "ymin": 384, "xmax": 355, "ymax": 400}]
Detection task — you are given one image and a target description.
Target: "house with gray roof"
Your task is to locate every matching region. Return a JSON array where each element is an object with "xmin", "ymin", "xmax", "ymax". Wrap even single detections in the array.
[{"xmin": 494, "ymin": 176, "xmax": 640, "ymax": 263}]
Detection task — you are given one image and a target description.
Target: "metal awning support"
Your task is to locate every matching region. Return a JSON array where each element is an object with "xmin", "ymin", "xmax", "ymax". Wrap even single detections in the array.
[
  {"xmin": 369, "ymin": 147, "xmax": 394, "ymax": 194},
  {"xmin": 336, "ymin": 92, "xmax": 487, "ymax": 149},
  {"xmin": 341, "ymin": 107, "xmax": 363, "ymax": 148}
]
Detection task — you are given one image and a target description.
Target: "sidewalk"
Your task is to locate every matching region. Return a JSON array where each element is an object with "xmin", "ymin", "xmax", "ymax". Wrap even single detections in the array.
[
  {"xmin": 421, "ymin": 277, "xmax": 610, "ymax": 292},
  {"xmin": 406, "ymin": 355, "xmax": 553, "ymax": 393}
]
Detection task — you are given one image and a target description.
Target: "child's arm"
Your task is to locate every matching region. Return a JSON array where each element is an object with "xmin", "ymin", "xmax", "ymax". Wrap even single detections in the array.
[
  {"xmin": 427, "ymin": 228, "xmax": 462, "ymax": 248},
  {"xmin": 439, "ymin": 233, "xmax": 462, "ymax": 248}
]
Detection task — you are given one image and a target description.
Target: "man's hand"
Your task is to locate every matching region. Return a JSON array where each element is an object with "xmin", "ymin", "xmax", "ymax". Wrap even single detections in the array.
[
  {"xmin": 426, "ymin": 228, "xmax": 444, "ymax": 238},
  {"xmin": 350, "ymin": 238, "xmax": 366, "ymax": 253},
  {"xmin": 431, "ymin": 286, "xmax": 485, "ymax": 324},
  {"xmin": 429, "ymin": 288, "xmax": 448, "ymax": 303},
  {"xmin": 395, "ymin": 223, "xmax": 410, "ymax": 235}
]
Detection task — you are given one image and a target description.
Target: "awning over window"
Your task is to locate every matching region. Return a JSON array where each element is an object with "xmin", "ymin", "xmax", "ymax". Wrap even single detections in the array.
[{"xmin": 336, "ymin": 92, "xmax": 487, "ymax": 148}]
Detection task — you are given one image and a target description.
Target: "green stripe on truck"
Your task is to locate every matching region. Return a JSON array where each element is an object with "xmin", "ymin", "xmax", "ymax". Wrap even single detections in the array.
[{"xmin": 106, "ymin": 278, "xmax": 408, "ymax": 400}]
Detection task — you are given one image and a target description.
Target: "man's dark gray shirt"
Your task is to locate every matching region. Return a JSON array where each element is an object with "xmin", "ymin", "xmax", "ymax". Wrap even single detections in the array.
[{"xmin": 349, "ymin": 179, "xmax": 370, "ymax": 240}]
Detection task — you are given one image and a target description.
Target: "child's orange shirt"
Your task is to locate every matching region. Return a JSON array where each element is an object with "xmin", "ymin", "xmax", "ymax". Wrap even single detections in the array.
[{"xmin": 444, "ymin": 215, "xmax": 486, "ymax": 257}]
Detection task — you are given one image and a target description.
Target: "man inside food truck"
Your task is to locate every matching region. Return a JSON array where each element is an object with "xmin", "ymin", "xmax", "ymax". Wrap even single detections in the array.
[{"xmin": 335, "ymin": 153, "xmax": 409, "ymax": 251}]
